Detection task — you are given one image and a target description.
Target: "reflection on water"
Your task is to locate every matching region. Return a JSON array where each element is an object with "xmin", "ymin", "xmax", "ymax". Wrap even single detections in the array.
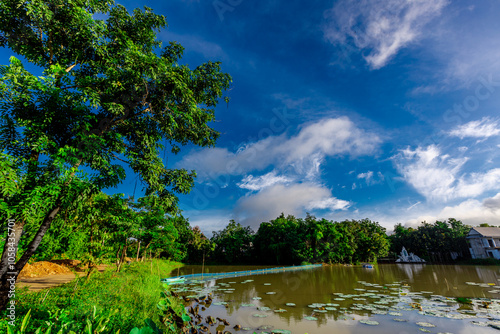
[{"xmin": 169, "ymin": 264, "xmax": 500, "ymax": 334}]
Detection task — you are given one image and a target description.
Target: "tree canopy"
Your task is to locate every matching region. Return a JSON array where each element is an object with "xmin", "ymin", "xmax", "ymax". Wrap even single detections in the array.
[{"xmin": 0, "ymin": 0, "xmax": 231, "ymax": 309}]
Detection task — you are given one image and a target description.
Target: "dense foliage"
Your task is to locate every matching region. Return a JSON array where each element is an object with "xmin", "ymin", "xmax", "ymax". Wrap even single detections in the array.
[
  {"xmin": 0, "ymin": 260, "xmax": 186, "ymax": 333},
  {"xmin": 389, "ymin": 218, "xmax": 471, "ymax": 262},
  {"xmin": 20, "ymin": 190, "xmax": 209, "ymax": 269},
  {"xmin": 211, "ymin": 214, "xmax": 391, "ymax": 265},
  {"xmin": 0, "ymin": 0, "xmax": 231, "ymax": 309}
]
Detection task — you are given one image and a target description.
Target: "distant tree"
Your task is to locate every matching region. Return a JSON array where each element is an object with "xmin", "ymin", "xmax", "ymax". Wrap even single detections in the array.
[
  {"xmin": 253, "ymin": 214, "xmax": 305, "ymax": 265},
  {"xmin": 479, "ymin": 223, "xmax": 492, "ymax": 227},
  {"xmin": 211, "ymin": 220, "xmax": 254, "ymax": 264},
  {"xmin": 186, "ymin": 226, "xmax": 213, "ymax": 263},
  {"xmin": 390, "ymin": 219, "xmax": 471, "ymax": 262}
]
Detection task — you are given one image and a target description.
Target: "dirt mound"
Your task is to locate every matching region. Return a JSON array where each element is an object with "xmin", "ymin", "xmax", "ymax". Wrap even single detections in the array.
[
  {"xmin": 50, "ymin": 259, "xmax": 81, "ymax": 269},
  {"xmin": 19, "ymin": 261, "xmax": 73, "ymax": 278}
]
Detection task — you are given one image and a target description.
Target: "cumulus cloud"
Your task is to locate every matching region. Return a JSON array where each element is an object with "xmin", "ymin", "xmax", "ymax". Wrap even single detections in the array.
[
  {"xmin": 237, "ymin": 171, "xmax": 291, "ymax": 191},
  {"xmin": 449, "ymin": 117, "xmax": 500, "ymax": 139},
  {"xmin": 324, "ymin": 0, "xmax": 448, "ymax": 69},
  {"xmin": 395, "ymin": 145, "xmax": 500, "ymax": 202},
  {"xmin": 307, "ymin": 197, "xmax": 350, "ymax": 211},
  {"xmin": 403, "ymin": 194, "xmax": 500, "ymax": 228},
  {"xmin": 235, "ymin": 183, "xmax": 350, "ymax": 228},
  {"xmin": 177, "ymin": 117, "xmax": 381, "ymax": 180}
]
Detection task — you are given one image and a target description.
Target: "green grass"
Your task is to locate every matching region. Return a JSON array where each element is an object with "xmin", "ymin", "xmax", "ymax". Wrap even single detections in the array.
[{"xmin": 1, "ymin": 259, "xmax": 183, "ymax": 333}]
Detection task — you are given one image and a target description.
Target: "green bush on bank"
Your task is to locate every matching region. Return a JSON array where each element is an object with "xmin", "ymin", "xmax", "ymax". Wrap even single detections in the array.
[{"xmin": 0, "ymin": 260, "xmax": 184, "ymax": 333}]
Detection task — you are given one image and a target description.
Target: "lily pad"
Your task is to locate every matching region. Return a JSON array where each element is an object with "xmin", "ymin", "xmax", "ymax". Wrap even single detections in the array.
[
  {"xmin": 257, "ymin": 325, "xmax": 273, "ymax": 330},
  {"xmin": 416, "ymin": 322, "xmax": 436, "ymax": 327},
  {"xmin": 253, "ymin": 313, "xmax": 268, "ymax": 318},
  {"xmin": 285, "ymin": 303, "xmax": 296, "ymax": 307},
  {"xmin": 360, "ymin": 320, "xmax": 379, "ymax": 325},
  {"xmin": 304, "ymin": 316, "xmax": 318, "ymax": 321}
]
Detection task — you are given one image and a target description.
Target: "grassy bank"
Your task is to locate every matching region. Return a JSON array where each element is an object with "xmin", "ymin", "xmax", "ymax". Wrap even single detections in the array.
[{"xmin": 1, "ymin": 259, "xmax": 186, "ymax": 333}]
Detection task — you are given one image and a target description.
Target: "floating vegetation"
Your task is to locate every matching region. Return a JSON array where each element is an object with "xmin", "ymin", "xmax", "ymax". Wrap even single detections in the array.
[
  {"xmin": 470, "ymin": 321, "xmax": 488, "ymax": 326},
  {"xmin": 416, "ymin": 322, "xmax": 436, "ymax": 327},
  {"xmin": 257, "ymin": 325, "xmax": 274, "ymax": 330},
  {"xmin": 308, "ymin": 303, "xmax": 325, "ymax": 308},
  {"xmin": 173, "ymin": 268, "xmax": 500, "ymax": 334},
  {"xmin": 388, "ymin": 312, "xmax": 402, "ymax": 316},
  {"xmin": 456, "ymin": 297, "xmax": 472, "ymax": 304},
  {"xmin": 271, "ymin": 330, "xmax": 291, "ymax": 334}
]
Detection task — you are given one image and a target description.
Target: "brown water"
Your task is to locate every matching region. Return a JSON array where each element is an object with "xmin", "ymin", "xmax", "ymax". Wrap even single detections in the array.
[{"xmin": 168, "ymin": 264, "xmax": 500, "ymax": 334}]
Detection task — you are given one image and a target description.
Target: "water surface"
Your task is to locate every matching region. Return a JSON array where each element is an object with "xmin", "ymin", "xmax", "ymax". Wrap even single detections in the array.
[{"xmin": 169, "ymin": 264, "xmax": 500, "ymax": 334}]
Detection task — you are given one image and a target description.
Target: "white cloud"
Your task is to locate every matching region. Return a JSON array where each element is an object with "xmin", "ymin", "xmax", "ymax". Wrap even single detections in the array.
[
  {"xmin": 324, "ymin": 0, "xmax": 448, "ymax": 69},
  {"xmin": 404, "ymin": 194, "xmax": 500, "ymax": 228},
  {"xmin": 235, "ymin": 183, "xmax": 350, "ymax": 228},
  {"xmin": 177, "ymin": 117, "xmax": 381, "ymax": 180},
  {"xmin": 358, "ymin": 171, "xmax": 374, "ymax": 182},
  {"xmin": 449, "ymin": 117, "xmax": 500, "ymax": 139},
  {"xmin": 237, "ymin": 171, "xmax": 290, "ymax": 191},
  {"xmin": 307, "ymin": 197, "xmax": 350, "ymax": 211},
  {"xmin": 395, "ymin": 145, "xmax": 500, "ymax": 202}
]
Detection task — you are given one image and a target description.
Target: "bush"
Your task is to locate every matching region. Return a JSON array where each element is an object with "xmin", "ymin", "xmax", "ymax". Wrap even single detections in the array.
[{"xmin": 0, "ymin": 260, "xmax": 183, "ymax": 333}]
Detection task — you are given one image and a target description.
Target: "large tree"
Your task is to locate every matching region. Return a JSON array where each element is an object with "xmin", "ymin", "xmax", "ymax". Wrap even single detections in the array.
[{"xmin": 0, "ymin": 0, "xmax": 231, "ymax": 309}]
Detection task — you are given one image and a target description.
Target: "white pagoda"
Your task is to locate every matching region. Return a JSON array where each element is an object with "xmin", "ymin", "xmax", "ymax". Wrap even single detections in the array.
[{"xmin": 395, "ymin": 246, "xmax": 426, "ymax": 263}]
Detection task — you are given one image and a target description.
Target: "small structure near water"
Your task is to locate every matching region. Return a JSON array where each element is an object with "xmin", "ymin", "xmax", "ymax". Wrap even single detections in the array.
[
  {"xmin": 395, "ymin": 246, "xmax": 425, "ymax": 263},
  {"xmin": 467, "ymin": 227, "xmax": 500, "ymax": 260}
]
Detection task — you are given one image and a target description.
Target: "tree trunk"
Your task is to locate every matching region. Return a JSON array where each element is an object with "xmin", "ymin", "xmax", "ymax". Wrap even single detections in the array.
[
  {"xmin": 116, "ymin": 242, "xmax": 128, "ymax": 273},
  {"xmin": 116, "ymin": 246, "xmax": 122, "ymax": 270},
  {"xmin": 0, "ymin": 204, "xmax": 61, "ymax": 310},
  {"xmin": 136, "ymin": 241, "xmax": 141, "ymax": 262}
]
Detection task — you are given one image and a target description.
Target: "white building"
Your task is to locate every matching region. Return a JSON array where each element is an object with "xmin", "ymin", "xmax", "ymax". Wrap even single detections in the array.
[{"xmin": 467, "ymin": 227, "xmax": 500, "ymax": 260}]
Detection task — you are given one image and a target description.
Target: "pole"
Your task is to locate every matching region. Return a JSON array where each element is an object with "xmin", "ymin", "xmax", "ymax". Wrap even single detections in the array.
[{"xmin": 201, "ymin": 252, "xmax": 205, "ymax": 280}]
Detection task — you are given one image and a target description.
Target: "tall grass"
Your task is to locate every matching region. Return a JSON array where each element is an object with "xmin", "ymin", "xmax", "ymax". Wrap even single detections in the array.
[{"xmin": 2, "ymin": 259, "xmax": 182, "ymax": 333}]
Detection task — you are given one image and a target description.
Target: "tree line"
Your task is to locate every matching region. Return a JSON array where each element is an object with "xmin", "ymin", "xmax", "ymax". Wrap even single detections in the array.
[
  {"xmin": 388, "ymin": 218, "xmax": 471, "ymax": 262},
  {"xmin": 207, "ymin": 215, "xmax": 473, "ymax": 265}
]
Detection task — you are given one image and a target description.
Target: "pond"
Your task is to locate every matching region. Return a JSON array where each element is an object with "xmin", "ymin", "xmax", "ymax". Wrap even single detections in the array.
[{"xmin": 168, "ymin": 264, "xmax": 500, "ymax": 334}]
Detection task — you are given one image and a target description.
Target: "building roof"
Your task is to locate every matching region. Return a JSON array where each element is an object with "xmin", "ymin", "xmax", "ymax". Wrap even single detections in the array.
[{"xmin": 468, "ymin": 227, "xmax": 500, "ymax": 238}]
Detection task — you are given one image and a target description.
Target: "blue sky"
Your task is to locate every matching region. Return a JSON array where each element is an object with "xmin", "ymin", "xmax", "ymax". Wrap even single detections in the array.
[{"xmin": 3, "ymin": 0, "xmax": 500, "ymax": 235}]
